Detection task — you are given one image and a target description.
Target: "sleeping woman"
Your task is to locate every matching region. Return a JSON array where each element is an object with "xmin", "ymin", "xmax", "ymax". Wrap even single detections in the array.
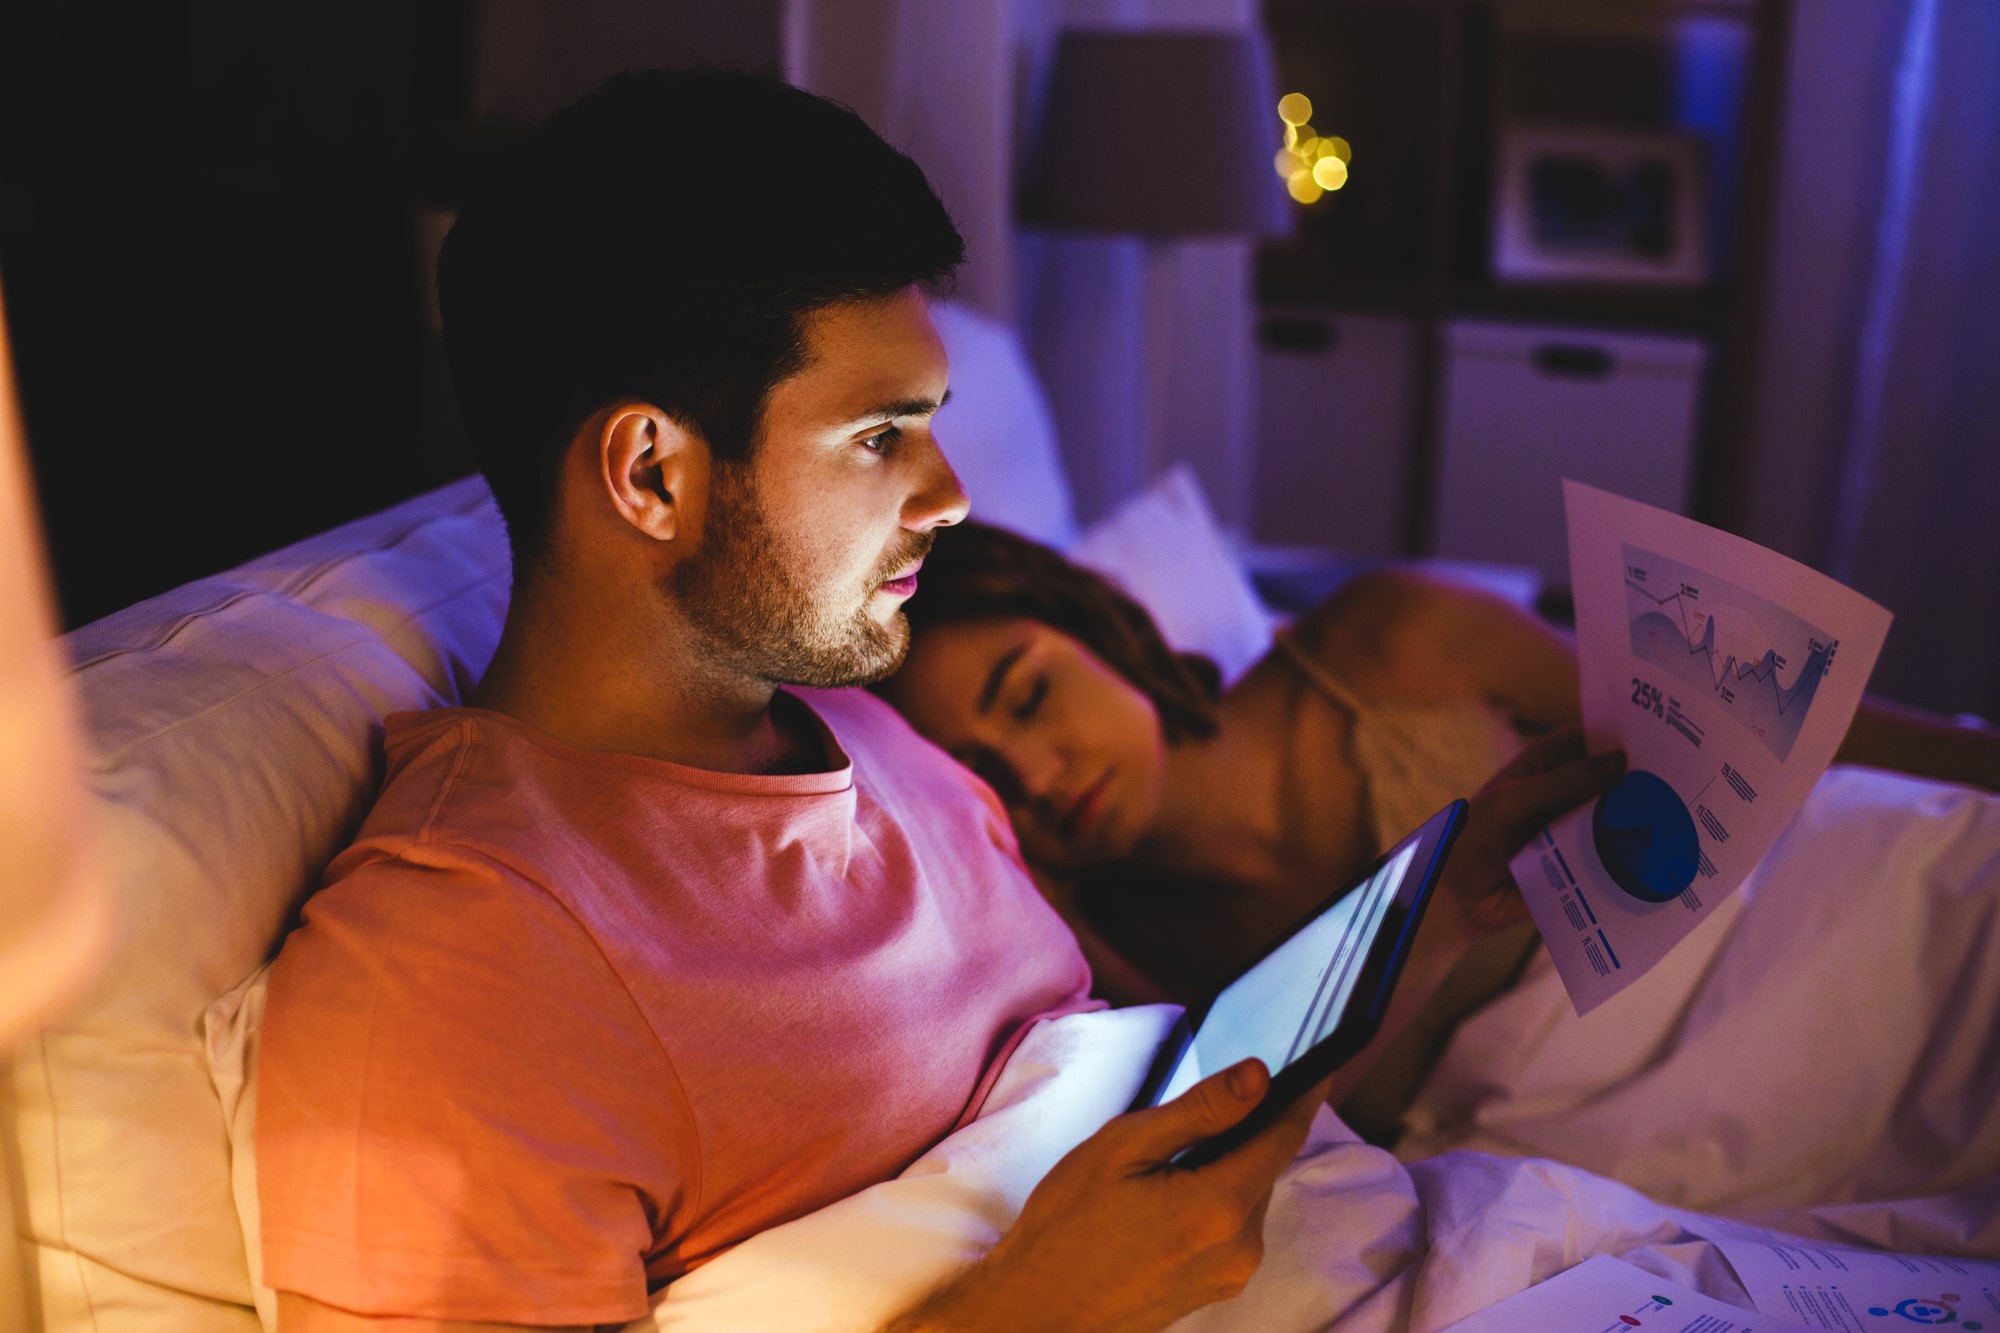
[{"xmin": 880, "ymin": 519, "xmax": 2000, "ymax": 1137}]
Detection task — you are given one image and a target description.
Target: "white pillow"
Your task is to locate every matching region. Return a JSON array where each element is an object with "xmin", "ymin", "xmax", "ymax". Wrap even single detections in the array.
[
  {"xmin": 1069, "ymin": 466, "xmax": 1277, "ymax": 684},
  {"xmin": 202, "ymin": 991, "xmax": 1184, "ymax": 1333},
  {"xmin": 204, "ymin": 966, "xmax": 277, "ymax": 1332},
  {"xmin": 930, "ymin": 301, "xmax": 1079, "ymax": 550},
  {"xmin": 13, "ymin": 477, "xmax": 510, "ymax": 1330}
]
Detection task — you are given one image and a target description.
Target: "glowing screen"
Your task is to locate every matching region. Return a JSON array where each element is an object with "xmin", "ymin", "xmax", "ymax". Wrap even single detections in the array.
[{"xmin": 1157, "ymin": 840, "xmax": 1418, "ymax": 1104}]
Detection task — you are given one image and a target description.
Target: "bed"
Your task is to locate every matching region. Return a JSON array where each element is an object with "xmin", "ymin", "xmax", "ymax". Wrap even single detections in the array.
[{"xmin": 8, "ymin": 301, "xmax": 1996, "ymax": 1330}]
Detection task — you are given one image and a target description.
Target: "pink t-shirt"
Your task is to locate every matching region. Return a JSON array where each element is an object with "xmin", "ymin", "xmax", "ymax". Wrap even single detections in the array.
[{"xmin": 258, "ymin": 687, "xmax": 1095, "ymax": 1326}]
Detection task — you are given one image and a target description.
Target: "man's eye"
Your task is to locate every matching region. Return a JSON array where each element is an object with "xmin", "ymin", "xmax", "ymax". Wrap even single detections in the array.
[
  {"xmin": 860, "ymin": 426, "xmax": 901, "ymax": 454},
  {"xmin": 1012, "ymin": 676, "xmax": 1048, "ymax": 723}
]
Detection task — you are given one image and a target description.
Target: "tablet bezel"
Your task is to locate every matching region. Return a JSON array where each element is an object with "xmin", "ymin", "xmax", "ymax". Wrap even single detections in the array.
[{"xmin": 1129, "ymin": 799, "xmax": 1467, "ymax": 1165}]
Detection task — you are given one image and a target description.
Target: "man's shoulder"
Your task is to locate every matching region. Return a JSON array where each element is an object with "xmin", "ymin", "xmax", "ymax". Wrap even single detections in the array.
[
  {"xmin": 361, "ymin": 707, "xmax": 618, "ymax": 855},
  {"xmin": 312, "ymin": 709, "xmax": 604, "ymax": 931}
]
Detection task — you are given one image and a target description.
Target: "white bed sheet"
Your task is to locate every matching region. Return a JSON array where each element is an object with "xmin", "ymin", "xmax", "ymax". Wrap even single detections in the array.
[
  {"xmin": 633, "ymin": 1008, "xmax": 1991, "ymax": 1333},
  {"xmin": 635, "ymin": 765, "xmax": 2000, "ymax": 1332},
  {"xmin": 1401, "ymin": 764, "xmax": 2000, "ymax": 1216}
]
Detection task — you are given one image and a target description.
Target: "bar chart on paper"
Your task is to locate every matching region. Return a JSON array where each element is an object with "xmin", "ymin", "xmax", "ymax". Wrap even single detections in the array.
[{"xmin": 1623, "ymin": 544, "xmax": 1837, "ymax": 764}]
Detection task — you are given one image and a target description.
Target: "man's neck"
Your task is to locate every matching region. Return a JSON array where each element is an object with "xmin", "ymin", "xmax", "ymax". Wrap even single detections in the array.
[{"xmin": 469, "ymin": 569, "xmax": 824, "ymax": 776}]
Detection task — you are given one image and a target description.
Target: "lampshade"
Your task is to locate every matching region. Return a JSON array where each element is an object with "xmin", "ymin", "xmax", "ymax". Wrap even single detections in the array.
[{"xmin": 1022, "ymin": 27, "xmax": 1290, "ymax": 238}]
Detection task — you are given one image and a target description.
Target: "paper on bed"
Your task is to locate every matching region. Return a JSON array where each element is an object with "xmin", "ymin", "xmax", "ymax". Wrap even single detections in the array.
[
  {"xmin": 1512, "ymin": 482, "xmax": 1891, "ymax": 1014},
  {"xmin": 1700, "ymin": 1225, "xmax": 2000, "ymax": 1332},
  {"xmin": 1437, "ymin": 1254, "xmax": 1807, "ymax": 1332}
]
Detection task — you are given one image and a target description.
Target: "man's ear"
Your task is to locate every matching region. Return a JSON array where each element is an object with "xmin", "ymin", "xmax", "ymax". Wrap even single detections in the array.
[{"xmin": 595, "ymin": 403, "xmax": 707, "ymax": 544}]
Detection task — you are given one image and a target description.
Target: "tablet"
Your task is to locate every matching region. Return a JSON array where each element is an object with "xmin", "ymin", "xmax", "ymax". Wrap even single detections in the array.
[{"xmin": 1130, "ymin": 799, "xmax": 1466, "ymax": 1166}]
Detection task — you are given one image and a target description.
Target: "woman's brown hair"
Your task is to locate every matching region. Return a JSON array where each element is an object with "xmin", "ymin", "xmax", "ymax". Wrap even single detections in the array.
[{"xmin": 896, "ymin": 520, "xmax": 1222, "ymax": 742}]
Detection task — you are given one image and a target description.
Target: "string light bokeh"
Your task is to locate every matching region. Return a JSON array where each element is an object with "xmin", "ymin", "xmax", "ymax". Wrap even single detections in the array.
[{"xmin": 1274, "ymin": 92, "xmax": 1350, "ymax": 205}]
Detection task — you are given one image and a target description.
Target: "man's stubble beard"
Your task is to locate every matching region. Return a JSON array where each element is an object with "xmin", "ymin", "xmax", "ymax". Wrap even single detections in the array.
[{"xmin": 669, "ymin": 463, "xmax": 932, "ymax": 689}]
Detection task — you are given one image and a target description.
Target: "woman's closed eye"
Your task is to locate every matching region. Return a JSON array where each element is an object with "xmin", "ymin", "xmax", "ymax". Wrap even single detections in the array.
[{"xmin": 1012, "ymin": 675, "xmax": 1049, "ymax": 724}]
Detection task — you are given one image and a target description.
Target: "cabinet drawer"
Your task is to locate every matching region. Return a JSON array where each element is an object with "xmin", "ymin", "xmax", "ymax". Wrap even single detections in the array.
[
  {"xmin": 1253, "ymin": 309, "xmax": 1418, "ymax": 554},
  {"xmin": 1432, "ymin": 320, "xmax": 1708, "ymax": 580}
]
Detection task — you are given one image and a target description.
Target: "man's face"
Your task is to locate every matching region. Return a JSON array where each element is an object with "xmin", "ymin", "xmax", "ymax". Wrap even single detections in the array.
[{"xmin": 671, "ymin": 288, "xmax": 966, "ymax": 687}]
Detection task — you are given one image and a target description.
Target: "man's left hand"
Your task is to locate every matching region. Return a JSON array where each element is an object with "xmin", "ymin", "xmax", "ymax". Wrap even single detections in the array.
[{"xmin": 1442, "ymin": 724, "xmax": 1625, "ymax": 936}]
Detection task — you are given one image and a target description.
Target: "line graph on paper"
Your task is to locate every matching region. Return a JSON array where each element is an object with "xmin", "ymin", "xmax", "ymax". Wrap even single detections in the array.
[{"xmin": 1622, "ymin": 544, "xmax": 1838, "ymax": 762}]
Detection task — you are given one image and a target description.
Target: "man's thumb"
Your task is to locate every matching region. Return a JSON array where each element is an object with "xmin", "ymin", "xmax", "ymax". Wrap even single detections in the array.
[{"xmin": 1125, "ymin": 1059, "xmax": 1268, "ymax": 1160}]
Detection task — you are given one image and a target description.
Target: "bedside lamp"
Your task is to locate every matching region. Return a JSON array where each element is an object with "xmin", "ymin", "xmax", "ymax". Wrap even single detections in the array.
[
  {"xmin": 1019, "ymin": 27, "xmax": 1286, "ymax": 528},
  {"xmin": 1021, "ymin": 28, "xmax": 1289, "ymax": 238}
]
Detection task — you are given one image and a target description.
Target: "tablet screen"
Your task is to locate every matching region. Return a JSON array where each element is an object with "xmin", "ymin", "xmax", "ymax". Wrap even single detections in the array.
[{"xmin": 1154, "ymin": 839, "xmax": 1420, "ymax": 1104}]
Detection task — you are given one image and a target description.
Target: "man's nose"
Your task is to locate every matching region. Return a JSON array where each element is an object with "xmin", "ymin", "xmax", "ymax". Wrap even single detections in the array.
[{"xmin": 903, "ymin": 434, "xmax": 970, "ymax": 531}]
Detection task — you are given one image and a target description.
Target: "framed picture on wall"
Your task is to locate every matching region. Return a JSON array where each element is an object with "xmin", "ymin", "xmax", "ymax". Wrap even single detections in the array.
[{"xmin": 1492, "ymin": 127, "xmax": 1707, "ymax": 286}]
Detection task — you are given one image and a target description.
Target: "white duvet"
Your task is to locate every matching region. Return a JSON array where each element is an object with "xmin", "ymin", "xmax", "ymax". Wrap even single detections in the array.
[
  {"xmin": 637, "ymin": 766, "xmax": 2000, "ymax": 1332},
  {"xmin": 1402, "ymin": 764, "xmax": 2000, "ymax": 1216}
]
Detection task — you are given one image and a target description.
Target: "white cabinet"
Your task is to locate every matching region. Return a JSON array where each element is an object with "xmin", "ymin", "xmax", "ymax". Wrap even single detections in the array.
[
  {"xmin": 1252, "ymin": 309, "xmax": 1419, "ymax": 556},
  {"xmin": 1432, "ymin": 320, "xmax": 1708, "ymax": 581}
]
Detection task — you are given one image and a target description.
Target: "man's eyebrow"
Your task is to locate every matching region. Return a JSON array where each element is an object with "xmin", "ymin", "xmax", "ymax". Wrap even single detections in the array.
[
  {"xmin": 978, "ymin": 642, "xmax": 1029, "ymax": 715},
  {"xmin": 841, "ymin": 387, "xmax": 953, "ymax": 429}
]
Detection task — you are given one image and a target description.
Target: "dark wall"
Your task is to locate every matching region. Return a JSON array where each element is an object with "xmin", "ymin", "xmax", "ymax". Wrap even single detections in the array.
[{"xmin": 0, "ymin": 1, "xmax": 780, "ymax": 630}]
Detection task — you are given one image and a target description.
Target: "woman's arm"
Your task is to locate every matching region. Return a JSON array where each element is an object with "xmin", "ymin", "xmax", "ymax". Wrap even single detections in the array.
[
  {"xmin": 1837, "ymin": 695, "xmax": 2000, "ymax": 790},
  {"xmin": 1301, "ymin": 573, "xmax": 2000, "ymax": 792}
]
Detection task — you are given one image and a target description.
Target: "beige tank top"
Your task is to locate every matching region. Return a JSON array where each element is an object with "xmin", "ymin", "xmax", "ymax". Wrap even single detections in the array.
[{"xmin": 1271, "ymin": 630, "xmax": 1523, "ymax": 851}]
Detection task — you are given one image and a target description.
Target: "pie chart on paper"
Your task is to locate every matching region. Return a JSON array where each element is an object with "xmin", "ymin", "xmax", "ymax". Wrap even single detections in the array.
[{"xmin": 1591, "ymin": 769, "xmax": 1699, "ymax": 904}]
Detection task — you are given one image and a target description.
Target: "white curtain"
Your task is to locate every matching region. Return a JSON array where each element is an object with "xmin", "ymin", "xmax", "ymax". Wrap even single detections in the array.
[
  {"xmin": 784, "ymin": 0, "xmax": 1264, "ymax": 529},
  {"xmin": 1743, "ymin": 0, "xmax": 2000, "ymax": 717},
  {"xmin": 783, "ymin": 0, "xmax": 1017, "ymax": 323}
]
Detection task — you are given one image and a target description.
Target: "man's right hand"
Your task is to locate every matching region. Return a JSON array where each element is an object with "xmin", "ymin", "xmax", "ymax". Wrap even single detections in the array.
[{"xmin": 886, "ymin": 1058, "xmax": 1324, "ymax": 1333}]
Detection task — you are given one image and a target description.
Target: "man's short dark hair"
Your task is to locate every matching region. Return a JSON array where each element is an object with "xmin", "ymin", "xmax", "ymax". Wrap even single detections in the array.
[{"xmin": 438, "ymin": 68, "xmax": 965, "ymax": 570}]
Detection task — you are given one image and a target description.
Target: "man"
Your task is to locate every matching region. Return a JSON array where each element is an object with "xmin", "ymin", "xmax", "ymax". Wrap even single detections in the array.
[{"xmin": 260, "ymin": 68, "xmax": 1617, "ymax": 1331}]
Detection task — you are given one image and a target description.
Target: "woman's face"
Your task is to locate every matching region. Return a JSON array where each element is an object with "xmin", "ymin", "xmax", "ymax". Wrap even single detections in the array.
[{"xmin": 886, "ymin": 616, "xmax": 1168, "ymax": 870}]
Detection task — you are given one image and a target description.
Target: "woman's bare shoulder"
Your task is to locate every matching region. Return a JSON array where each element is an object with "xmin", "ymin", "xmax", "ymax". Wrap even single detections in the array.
[{"xmin": 1285, "ymin": 569, "xmax": 1466, "ymax": 683}]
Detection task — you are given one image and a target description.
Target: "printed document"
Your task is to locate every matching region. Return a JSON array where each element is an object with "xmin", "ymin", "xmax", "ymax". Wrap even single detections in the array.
[
  {"xmin": 1705, "ymin": 1226, "xmax": 2000, "ymax": 1332},
  {"xmin": 1511, "ymin": 482, "xmax": 1892, "ymax": 1014},
  {"xmin": 1441, "ymin": 1254, "xmax": 1808, "ymax": 1332}
]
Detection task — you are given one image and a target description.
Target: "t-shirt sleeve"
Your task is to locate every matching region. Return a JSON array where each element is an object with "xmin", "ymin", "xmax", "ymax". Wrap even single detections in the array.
[{"xmin": 257, "ymin": 841, "xmax": 698, "ymax": 1325}]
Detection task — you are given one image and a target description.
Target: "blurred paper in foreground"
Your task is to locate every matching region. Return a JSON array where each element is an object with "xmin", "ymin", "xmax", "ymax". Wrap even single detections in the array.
[{"xmin": 0, "ymin": 284, "xmax": 113, "ymax": 1052}]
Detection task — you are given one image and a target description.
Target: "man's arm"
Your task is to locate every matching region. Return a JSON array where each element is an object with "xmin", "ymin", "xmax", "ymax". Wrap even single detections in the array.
[
  {"xmin": 276, "ymin": 1292, "xmax": 590, "ymax": 1332},
  {"xmin": 1837, "ymin": 694, "xmax": 2000, "ymax": 791}
]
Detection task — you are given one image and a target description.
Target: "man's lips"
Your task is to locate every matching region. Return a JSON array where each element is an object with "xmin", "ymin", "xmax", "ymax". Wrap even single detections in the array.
[
  {"xmin": 878, "ymin": 559, "xmax": 924, "ymax": 597},
  {"xmin": 1058, "ymin": 772, "xmax": 1112, "ymax": 842}
]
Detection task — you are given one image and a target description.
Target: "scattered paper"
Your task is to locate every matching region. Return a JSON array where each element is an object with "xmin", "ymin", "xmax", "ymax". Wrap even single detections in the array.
[
  {"xmin": 1440, "ymin": 1253, "xmax": 1809, "ymax": 1332},
  {"xmin": 1706, "ymin": 1227, "xmax": 2000, "ymax": 1332},
  {"xmin": 1513, "ymin": 482, "xmax": 1892, "ymax": 1014}
]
